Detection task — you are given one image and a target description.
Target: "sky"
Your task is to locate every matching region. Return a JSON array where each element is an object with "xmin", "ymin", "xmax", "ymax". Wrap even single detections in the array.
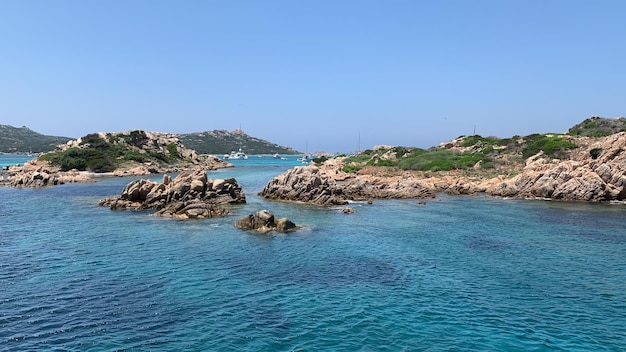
[{"xmin": 1, "ymin": 1, "xmax": 625, "ymax": 153}]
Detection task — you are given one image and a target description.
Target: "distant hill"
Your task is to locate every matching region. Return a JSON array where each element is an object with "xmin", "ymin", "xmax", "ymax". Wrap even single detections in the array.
[
  {"xmin": 0, "ymin": 125, "xmax": 297, "ymax": 155},
  {"xmin": 0, "ymin": 125, "xmax": 72, "ymax": 153},
  {"xmin": 179, "ymin": 129, "xmax": 298, "ymax": 155}
]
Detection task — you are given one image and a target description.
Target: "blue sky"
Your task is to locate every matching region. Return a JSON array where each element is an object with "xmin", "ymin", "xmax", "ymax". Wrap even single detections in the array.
[{"xmin": 1, "ymin": 1, "xmax": 624, "ymax": 153}]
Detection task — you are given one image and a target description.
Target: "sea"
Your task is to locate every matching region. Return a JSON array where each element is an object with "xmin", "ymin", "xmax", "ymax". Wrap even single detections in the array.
[{"xmin": 1, "ymin": 154, "xmax": 625, "ymax": 351}]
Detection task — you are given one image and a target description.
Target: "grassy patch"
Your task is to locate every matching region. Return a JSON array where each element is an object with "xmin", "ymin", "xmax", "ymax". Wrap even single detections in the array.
[{"xmin": 397, "ymin": 149, "xmax": 484, "ymax": 171}]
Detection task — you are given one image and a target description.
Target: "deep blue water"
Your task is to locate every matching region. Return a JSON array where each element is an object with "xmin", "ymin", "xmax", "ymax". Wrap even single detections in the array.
[{"xmin": 1, "ymin": 154, "xmax": 625, "ymax": 351}]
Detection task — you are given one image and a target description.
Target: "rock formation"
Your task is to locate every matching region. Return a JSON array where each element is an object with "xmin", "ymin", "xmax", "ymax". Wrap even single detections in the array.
[
  {"xmin": 487, "ymin": 132, "xmax": 626, "ymax": 201},
  {"xmin": 98, "ymin": 170, "xmax": 246, "ymax": 218},
  {"xmin": 259, "ymin": 166, "xmax": 350, "ymax": 205},
  {"xmin": 234, "ymin": 210, "xmax": 299, "ymax": 233}
]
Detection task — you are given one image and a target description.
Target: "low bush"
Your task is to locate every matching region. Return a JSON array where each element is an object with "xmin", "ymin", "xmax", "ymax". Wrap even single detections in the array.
[
  {"xmin": 41, "ymin": 147, "xmax": 116, "ymax": 172},
  {"xmin": 521, "ymin": 134, "xmax": 577, "ymax": 159},
  {"xmin": 589, "ymin": 147, "xmax": 602, "ymax": 159}
]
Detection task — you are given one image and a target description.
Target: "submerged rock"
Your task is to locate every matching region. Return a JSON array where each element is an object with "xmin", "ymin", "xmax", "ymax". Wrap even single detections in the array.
[
  {"xmin": 234, "ymin": 210, "xmax": 299, "ymax": 233},
  {"xmin": 98, "ymin": 169, "xmax": 246, "ymax": 218}
]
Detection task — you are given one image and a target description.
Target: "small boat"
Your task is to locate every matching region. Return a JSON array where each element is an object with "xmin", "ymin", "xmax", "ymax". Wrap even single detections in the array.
[
  {"xmin": 297, "ymin": 154, "xmax": 310, "ymax": 163},
  {"xmin": 273, "ymin": 153, "xmax": 281, "ymax": 159},
  {"xmin": 225, "ymin": 148, "xmax": 248, "ymax": 160}
]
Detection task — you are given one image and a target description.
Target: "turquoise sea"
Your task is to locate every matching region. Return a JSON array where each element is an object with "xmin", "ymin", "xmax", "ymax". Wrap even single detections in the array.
[{"xmin": 1, "ymin": 154, "xmax": 625, "ymax": 351}]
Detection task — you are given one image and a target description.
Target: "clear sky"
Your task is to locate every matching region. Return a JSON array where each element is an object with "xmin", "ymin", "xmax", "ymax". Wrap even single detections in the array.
[{"xmin": 1, "ymin": 1, "xmax": 625, "ymax": 153}]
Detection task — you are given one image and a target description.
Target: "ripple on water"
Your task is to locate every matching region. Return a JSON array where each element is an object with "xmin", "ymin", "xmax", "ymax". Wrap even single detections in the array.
[{"xmin": 1, "ymin": 164, "xmax": 625, "ymax": 351}]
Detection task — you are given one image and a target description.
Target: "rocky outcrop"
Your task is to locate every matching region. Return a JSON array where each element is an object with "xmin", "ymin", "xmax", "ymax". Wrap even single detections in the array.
[
  {"xmin": 98, "ymin": 170, "xmax": 246, "ymax": 218},
  {"xmin": 6, "ymin": 160, "xmax": 94, "ymax": 187},
  {"xmin": 487, "ymin": 132, "xmax": 626, "ymax": 201},
  {"xmin": 260, "ymin": 132, "xmax": 626, "ymax": 204},
  {"xmin": 259, "ymin": 164, "xmax": 436, "ymax": 205},
  {"xmin": 260, "ymin": 166, "xmax": 350, "ymax": 205},
  {"xmin": 234, "ymin": 210, "xmax": 299, "ymax": 233}
]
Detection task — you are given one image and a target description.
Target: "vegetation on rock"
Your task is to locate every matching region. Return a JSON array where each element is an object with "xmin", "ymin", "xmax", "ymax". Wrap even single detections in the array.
[
  {"xmin": 342, "ymin": 133, "xmax": 579, "ymax": 173},
  {"xmin": 39, "ymin": 131, "xmax": 188, "ymax": 173},
  {"xmin": 568, "ymin": 116, "xmax": 626, "ymax": 137}
]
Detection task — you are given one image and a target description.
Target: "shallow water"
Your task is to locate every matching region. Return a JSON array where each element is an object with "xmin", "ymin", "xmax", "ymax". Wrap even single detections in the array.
[{"xmin": 1, "ymin": 154, "xmax": 625, "ymax": 351}]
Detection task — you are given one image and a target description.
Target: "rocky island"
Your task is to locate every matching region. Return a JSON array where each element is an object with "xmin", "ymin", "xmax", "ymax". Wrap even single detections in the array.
[
  {"xmin": 3, "ymin": 130, "xmax": 230, "ymax": 187},
  {"xmin": 98, "ymin": 169, "xmax": 246, "ymax": 219}
]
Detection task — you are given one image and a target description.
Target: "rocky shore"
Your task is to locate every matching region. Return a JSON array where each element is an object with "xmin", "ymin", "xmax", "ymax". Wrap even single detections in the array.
[
  {"xmin": 1, "ymin": 159, "xmax": 95, "ymax": 187},
  {"xmin": 2, "ymin": 156, "xmax": 229, "ymax": 188},
  {"xmin": 261, "ymin": 132, "xmax": 626, "ymax": 204}
]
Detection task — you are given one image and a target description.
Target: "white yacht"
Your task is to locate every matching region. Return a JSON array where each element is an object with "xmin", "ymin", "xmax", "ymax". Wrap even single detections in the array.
[{"xmin": 225, "ymin": 148, "xmax": 248, "ymax": 160}]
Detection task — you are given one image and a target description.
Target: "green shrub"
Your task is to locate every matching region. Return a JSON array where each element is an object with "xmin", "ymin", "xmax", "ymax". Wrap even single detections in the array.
[
  {"xmin": 589, "ymin": 148, "xmax": 602, "ymax": 159},
  {"xmin": 124, "ymin": 150, "xmax": 148, "ymax": 162},
  {"xmin": 367, "ymin": 159, "xmax": 396, "ymax": 167},
  {"xmin": 122, "ymin": 130, "xmax": 149, "ymax": 147},
  {"xmin": 521, "ymin": 135, "xmax": 577, "ymax": 159},
  {"xmin": 460, "ymin": 135, "xmax": 499, "ymax": 147},
  {"xmin": 41, "ymin": 147, "xmax": 116, "ymax": 172},
  {"xmin": 80, "ymin": 133, "xmax": 108, "ymax": 149},
  {"xmin": 344, "ymin": 153, "xmax": 373, "ymax": 164},
  {"xmin": 342, "ymin": 165, "xmax": 361, "ymax": 173},
  {"xmin": 167, "ymin": 143, "xmax": 180, "ymax": 159},
  {"xmin": 148, "ymin": 152, "xmax": 169, "ymax": 163},
  {"xmin": 312, "ymin": 155, "xmax": 329, "ymax": 165}
]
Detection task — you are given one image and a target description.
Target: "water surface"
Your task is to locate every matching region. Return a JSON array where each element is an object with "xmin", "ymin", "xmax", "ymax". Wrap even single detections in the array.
[{"xmin": 1, "ymin": 155, "xmax": 624, "ymax": 351}]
